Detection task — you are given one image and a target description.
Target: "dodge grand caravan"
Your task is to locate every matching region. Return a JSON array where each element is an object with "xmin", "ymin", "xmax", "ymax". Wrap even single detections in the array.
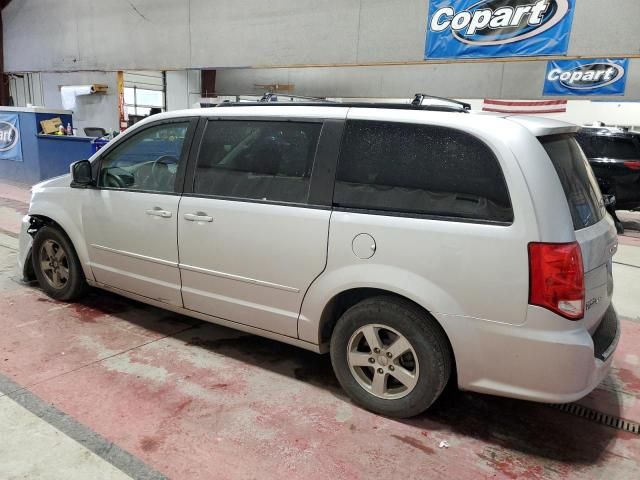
[{"xmin": 18, "ymin": 102, "xmax": 620, "ymax": 418}]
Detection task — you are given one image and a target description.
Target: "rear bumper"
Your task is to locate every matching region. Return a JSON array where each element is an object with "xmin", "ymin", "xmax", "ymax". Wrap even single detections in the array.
[
  {"xmin": 592, "ymin": 306, "xmax": 620, "ymax": 362},
  {"xmin": 439, "ymin": 304, "xmax": 620, "ymax": 404}
]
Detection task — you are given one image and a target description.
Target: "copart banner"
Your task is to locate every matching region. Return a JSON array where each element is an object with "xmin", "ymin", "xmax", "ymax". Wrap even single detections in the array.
[
  {"xmin": 0, "ymin": 113, "xmax": 22, "ymax": 162},
  {"xmin": 543, "ymin": 59, "xmax": 629, "ymax": 96},
  {"xmin": 425, "ymin": 0, "xmax": 576, "ymax": 59}
]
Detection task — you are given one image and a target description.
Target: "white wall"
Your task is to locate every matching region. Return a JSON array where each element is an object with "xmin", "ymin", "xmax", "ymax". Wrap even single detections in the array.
[
  {"xmin": 214, "ymin": 59, "xmax": 640, "ymax": 101},
  {"xmin": 462, "ymin": 99, "xmax": 640, "ymax": 130},
  {"xmin": 40, "ymin": 72, "xmax": 119, "ymax": 134},
  {"xmin": 548, "ymin": 101, "xmax": 640, "ymax": 129},
  {"xmin": 166, "ymin": 70, "xmax": 201, "ymax": 111}
]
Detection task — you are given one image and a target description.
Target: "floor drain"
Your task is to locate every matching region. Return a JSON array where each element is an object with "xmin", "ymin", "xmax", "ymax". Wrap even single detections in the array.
[{"xmin": 549, "ymin": 403, "xmax": 640, "ymax": 435}]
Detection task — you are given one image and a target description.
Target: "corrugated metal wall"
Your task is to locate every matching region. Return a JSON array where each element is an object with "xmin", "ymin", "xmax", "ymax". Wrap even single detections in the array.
[{"xmin": 4, "ymin": 1, "xmax": 639, "ymax": 70}]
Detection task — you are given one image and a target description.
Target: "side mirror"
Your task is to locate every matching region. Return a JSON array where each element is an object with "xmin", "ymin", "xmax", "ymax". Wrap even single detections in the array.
[{"xmin": 70, "ymin": 160, "xmax": 94, "ymax": 188}]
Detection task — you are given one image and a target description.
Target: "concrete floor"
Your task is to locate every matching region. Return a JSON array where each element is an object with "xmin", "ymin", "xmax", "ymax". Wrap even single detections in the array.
[{"xmin": 1, "ymin": 181, "xmax": 639, "ymax": 480}]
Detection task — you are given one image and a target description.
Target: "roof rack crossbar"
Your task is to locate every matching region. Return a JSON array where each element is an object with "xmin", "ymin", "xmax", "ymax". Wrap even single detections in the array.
[{"xmin": 411, "ymin": 94, "xmax": 471, "ymax": 111}]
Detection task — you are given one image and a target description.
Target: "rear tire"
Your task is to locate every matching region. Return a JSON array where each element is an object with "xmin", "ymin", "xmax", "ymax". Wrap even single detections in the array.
[
  {"xmin": 32, "ymin": 226, "xmax": 89, "ymax": 301},
  {"xmin": 330, "ymin": 296, "xmax": 452, "ymax": 418}
]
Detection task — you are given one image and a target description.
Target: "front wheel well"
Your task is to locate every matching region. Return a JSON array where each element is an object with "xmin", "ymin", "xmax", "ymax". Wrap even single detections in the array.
[
  {"xmin": 24, "ymin": 216, "xmax": 74, "ymax": 281},
  {"xmin": 28, "ymin": 215, "xmax": 65, "ymax": 237}
]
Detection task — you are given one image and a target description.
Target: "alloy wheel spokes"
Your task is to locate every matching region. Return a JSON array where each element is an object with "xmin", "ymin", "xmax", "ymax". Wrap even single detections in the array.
[
  {"xmin": 43, "ymin": 241, "xmax": 55, "ymax": 260},
  {"xmin": 388, "ymin": 364, "xmax": 417, "ymax": 390},
  {"xmin": 54, "ymin": 247, "xmax": 66, "ymax": 261},
  {"xmin": 348, "ymin": 351, "xmax": 373, "ymax": 367},
  {"xmin": 58, "ymin": 265, "xmax": 69, "ymax": 281},
  {"xmin": 387, "ymin": 336, "xmax": 412, "ymax": 359},
  {"xmin": 347, "ymin": 323, "xmax": 420, "ymax": 400},
  {"xmin": 40, "ymin": 240, "xmax": 68, "ymax": 289},
  {"xmin": 361, "ymin": 324, "xmax": 382, "ymax": 352},
  {"xmin": 371, "ymin": 370, "xmax": 388, "ymax": 396}
]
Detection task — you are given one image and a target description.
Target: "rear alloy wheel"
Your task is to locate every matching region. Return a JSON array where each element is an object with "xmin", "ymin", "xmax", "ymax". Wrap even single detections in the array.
[
  {"xmin": 347, "ymin": 324, "xmax": 419, "ymax": 400},
  {"xmin": 32, "ymin": 226, "xmax": 89, "ymax": 301},
  {"xmin": 331, "ymin": 296, "xmax": 452, "ymax": 418}
]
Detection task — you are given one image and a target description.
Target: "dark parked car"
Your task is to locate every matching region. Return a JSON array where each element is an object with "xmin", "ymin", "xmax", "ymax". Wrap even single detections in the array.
[
  {"xmin": 576, "ymin": 127, "xmax": 640, "ymax": 210},
  {"xmin": 576, "ymin": 127, "xmax": 640, "ymax": 232}
]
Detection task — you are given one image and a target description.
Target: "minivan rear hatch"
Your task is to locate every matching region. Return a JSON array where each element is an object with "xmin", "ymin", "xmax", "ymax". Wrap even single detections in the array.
[{"xmin": 539, "ymin": 134, "xmax": 618, "ymax": 332}]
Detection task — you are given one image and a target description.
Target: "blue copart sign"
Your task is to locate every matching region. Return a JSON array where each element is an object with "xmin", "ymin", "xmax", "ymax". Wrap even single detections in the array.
[
  {"xmin": 543, "ymin": 59, "xmax": 629, "ymax": 96},
  {"xmin": 425, "ymin": 0, "xmax": 576, "ymax": 59},
  {"xmin": 0, "ymin": 114, "xmax": 22, "ymax": 162}
]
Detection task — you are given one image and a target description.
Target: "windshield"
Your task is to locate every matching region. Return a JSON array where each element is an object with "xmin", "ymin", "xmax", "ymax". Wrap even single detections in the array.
[{"xmin": 540, "ymin": 134, "xmax": 605, "ymax": 231}]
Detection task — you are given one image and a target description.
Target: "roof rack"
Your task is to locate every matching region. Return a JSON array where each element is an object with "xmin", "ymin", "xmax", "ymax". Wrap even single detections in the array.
[
  {"xmin": 411, "ymin": 93, "xmax": 471, "ymax": 111},
  {"xmin": 213, "ymin": 93, "xmax": 471, "ymax": 113},
  {"xmin": 216, "ymin": 101, "xmax": 469, "ymax": 113},
  {"xmin": 259, "ymin": 93, "xmax": 335, "ymax": 103}
]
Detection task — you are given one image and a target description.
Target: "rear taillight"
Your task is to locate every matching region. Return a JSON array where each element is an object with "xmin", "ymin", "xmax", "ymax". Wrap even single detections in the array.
[
  {"xmin": 528, "ymin": 242, "xmax": 585, "ymax": 320},
  {"xmin": 624, "ymin": 161, "xmax": 640, "ymax": 171}
]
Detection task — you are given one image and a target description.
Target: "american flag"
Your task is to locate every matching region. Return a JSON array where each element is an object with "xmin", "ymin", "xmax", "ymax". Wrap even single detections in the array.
[{"xmin": 482, "ymin": 99, "xmax": 568, "ymax": 115}]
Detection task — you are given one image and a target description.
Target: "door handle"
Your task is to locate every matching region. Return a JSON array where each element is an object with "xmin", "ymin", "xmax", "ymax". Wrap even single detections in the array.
[
  {"xmin": 146, "ymin": 207, "xmax": 172, "ymax": 218},
  {"xmin": 184, "ymin": 212, "xmax": 213, "ymax": 222}
]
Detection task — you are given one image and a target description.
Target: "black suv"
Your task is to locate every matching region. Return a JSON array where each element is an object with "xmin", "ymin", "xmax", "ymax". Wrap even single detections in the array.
[{"xmin": 576, "ymin": 127, "xmax": 640, "ymax": 214}]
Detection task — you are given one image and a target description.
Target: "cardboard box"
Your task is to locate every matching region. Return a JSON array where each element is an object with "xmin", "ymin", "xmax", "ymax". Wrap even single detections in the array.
[{"xmin": 40, "ymin": 117, "xmax": 63, "ymax": 135}]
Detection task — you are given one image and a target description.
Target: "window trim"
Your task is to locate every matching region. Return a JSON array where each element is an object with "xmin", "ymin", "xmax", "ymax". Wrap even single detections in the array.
[
  {"xmin": 180, "ymin": 192, "xmax": 332, "ymax": 211},
  {"xmin": 94, "ymin": 117, "xmax": 198, "ymax": 196},
  {"xmin": 332, "ymin": 119, "xmax": 514, "ymax": 226},
  {"xmin": 332, "ymin": 205, "xmax": 513, "ymax": 227},
  {"xmin": 184, "ymin": 117, "xmax": 337, "ymax": 207}
]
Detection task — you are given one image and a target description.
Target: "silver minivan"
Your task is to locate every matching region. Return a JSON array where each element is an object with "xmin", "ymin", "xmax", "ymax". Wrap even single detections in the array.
[{"xmin": 19, "ymin": 101, "xmax": 620, "ymax": 417}]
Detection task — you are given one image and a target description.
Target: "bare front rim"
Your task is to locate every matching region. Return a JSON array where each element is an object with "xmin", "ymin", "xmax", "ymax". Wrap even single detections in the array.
[
  {"xmin": 347, "ymin": 324, "xmax": 419, "ymax": 400},
  {"xmin": 39, "ymin": 239, "xmax": 69, "ymax": 289}
]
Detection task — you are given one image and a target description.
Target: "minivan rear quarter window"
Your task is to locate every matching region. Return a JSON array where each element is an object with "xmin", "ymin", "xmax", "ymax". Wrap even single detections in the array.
[
  {"xmin": 334, "ymin": 120, "xmax": 513, "ymax": 223},
  {"xmin": 540, "ymin": 134, "xmax": 605, "ymax": 230}
]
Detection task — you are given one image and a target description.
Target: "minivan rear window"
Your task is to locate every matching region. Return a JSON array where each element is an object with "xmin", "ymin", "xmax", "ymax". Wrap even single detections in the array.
[
  {"xmin": 334, "ymin": 121, "xmax": 513, "ymax": 223},
  {"xmin": 540, "ymin": 134, "xmax": 605, "ymax": 230}
]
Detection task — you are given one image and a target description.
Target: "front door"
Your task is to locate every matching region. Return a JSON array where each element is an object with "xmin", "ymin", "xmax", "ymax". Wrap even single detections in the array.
[
  {"xmin": 83, "ymin": 119, "xmax": 195, "ymax": 306},
  {"xmin": 178, "ymin": 119, "xmax": 331, "ymax": 337}
]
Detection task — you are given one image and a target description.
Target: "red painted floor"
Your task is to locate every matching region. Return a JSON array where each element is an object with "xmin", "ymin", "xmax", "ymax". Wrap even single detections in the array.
[
  {"xmin": 578, "ymin": 319, "xmax": 640, "ymax": 424},
  {"xmin": 0, "ymin": 181, "xmax": 29, "ymax": 236},
  {"xmin": 0, "ymin": 283, "xmax": 638, "ymax": 479},
  {"xmin": 619, "ymin": 234, "xmax": 640, "ymax": 248},
  {"xmin": 0, "ymin": 181, "xmax": 31, "ymax": 204},
  {"xmin": 1, "ymin": 181, "xmax": 639, "ymax": 479}
]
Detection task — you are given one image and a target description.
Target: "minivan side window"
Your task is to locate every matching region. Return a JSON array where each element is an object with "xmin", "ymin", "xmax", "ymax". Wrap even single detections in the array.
[
  {"xmin": 194, "ymin": 120, "xmax": 322, "ymax": 204},
  {"xmin": 334, "ymin": 120, "xmax": 513, "ymax": 223},
  {"xmin": 99, "ymin": 122, "xmax": 189, "ymax": 193}
]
